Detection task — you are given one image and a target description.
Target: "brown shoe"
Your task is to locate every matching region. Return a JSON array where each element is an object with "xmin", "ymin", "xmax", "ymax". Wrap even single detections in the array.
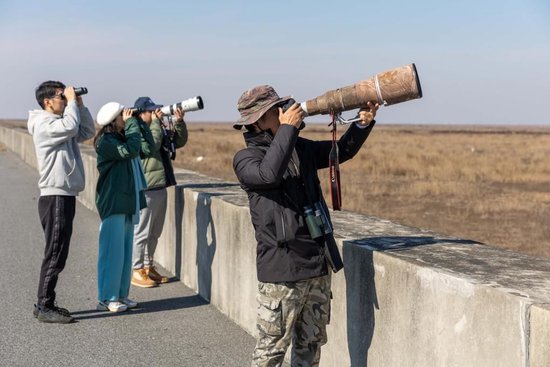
[
  {"xmin": 131, "ymin": 269, "xmax": 158, "ymax": 288},
  {"xmin": 146, "ymin": 266, "xmax": 169, "ymax": 284}
]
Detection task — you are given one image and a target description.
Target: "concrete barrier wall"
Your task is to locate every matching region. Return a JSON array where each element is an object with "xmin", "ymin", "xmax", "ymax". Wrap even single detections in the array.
[{"xmin": 2, "ymin": 123, "xmax": 549, "ymax": 367}]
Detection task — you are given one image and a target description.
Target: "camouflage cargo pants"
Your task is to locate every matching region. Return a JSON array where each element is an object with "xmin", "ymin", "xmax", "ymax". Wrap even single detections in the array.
[{"xmin": 252, "ymin": 274, "xmax": 332, "ymax": 367}]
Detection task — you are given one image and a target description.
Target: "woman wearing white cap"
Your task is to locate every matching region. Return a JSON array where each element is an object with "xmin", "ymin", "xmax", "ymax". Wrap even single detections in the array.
[{"xmin": 93, "ymin": 102, "xmax": 154, "ymax": 312}]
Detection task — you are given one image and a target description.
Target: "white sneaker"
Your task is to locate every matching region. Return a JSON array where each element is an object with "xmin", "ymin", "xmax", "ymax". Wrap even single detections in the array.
[
  {"xmin": 97, "ymin": 301, "xmax": 128, "ymax": 313},
  {"xmin": 120, "ymin": 298, "xmax": 138, "ymax": 309}
]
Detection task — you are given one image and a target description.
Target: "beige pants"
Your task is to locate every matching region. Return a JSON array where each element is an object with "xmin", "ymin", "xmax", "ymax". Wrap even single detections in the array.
[{"xmin": 133, "ymin": 188, "xmax": 167, "ymax": 269}]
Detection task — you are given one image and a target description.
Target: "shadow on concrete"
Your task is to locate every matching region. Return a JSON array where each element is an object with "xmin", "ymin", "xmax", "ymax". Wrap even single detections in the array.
[
  {"xmin": 343, "ymin": 235, "xmax": 478, "ymax": 366},
  {"xmin": 173, "ymin": 183, "xmax": 238, "ymax": 281},
  {"xmin": 353, "ymin": 235, "xmax": 480, "ymax": 252},
  {"xmin": 195, "ymin": 192, "xmax": 219, "ymax": 302},
  {"xmin": 173, "ymin": 187, "xmax": 185, "ymax": 280},
  {"xmin": 343, "ymin": 244, "xmax": 378, "ymax": 367},
  {"xmin": 177, "ymin": 182, "xmax": 240, "ymax": 189},
  {"xmin": 71, "ymin": 295, "xmax": 208, "ymax": 321}
]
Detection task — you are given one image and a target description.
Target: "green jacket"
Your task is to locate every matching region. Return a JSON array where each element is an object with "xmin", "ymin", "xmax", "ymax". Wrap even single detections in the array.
[
  {"xmin": 95, "ymin": 117, "xmax": 154, "ymax": 220},
  {"xmin": 141, "ymin": 117, "xmax": 188, "ymax": 189}
]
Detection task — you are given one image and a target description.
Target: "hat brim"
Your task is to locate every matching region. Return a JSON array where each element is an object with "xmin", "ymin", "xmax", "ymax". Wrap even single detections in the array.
[{"xmin": 234, "ymin": 95, "xmax": 292, "ymax": 128}]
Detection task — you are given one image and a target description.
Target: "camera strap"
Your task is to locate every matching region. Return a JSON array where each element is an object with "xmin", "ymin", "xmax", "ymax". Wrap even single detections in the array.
[
  {"xmin": 160, "ymin": 118, "xmax": 176, "ymax": 160},
  {"xmin": 329, "ymin": 113, "xmax": 342, "ymax": 211}
]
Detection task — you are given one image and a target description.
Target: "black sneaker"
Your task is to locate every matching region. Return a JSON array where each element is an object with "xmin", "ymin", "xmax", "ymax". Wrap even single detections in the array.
[
  {"xmin": 33, "ymin": 304, "xmax": 71, "ymax": 318},
  {"xmin": 36, "ymin": 307, "xmax": 74, "ymax": 324}
]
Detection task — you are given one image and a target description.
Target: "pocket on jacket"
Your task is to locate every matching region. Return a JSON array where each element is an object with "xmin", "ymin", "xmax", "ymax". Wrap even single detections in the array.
[
  {"xmin": 274, "ymin": 205, "xmax": 300, "ymax": 245},
  {"xmin": 256, "ymin": 293, "xmax": 283, "ymax": 336},
  {"xmin": 273, "ymin": 204, "xmax": 287, "ymax": 245},
  {"xmin": 51, "ymin": 153, "xmax": 77, "ymax": 188}
]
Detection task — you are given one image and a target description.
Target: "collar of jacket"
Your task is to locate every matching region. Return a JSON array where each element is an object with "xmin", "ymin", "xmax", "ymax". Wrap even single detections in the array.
[{"xmin": 243, "ymin": 130, "xmax": 274, "ymax": 147}]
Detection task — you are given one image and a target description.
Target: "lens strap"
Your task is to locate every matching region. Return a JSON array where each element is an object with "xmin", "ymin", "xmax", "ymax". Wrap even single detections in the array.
[{"xmin": 329, "ymin": 112, "xmax": 342, "ymax": 211}]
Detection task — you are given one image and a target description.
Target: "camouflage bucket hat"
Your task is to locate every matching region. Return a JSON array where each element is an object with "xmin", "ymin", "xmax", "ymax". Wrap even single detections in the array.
[{"xmin": 234, "ymin": 85, "xmax": 291, "ymax": 129}]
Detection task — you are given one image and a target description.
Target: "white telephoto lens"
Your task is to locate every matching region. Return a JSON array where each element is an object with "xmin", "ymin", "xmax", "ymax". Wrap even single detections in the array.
[
  {"xmin": 160, "ymin": 104, "xmax": 172, "ymax": 115},
  {"xmin": 161, "ymin": 96, "xmax": 204, "ymax": 115}
]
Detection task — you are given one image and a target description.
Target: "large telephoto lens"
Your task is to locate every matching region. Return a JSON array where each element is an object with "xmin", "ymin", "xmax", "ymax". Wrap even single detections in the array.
[
  {"xmin": 161, "ymin": 96, "xmax": 204, "ymax": 115},
  {"xmin": 300, "ymin": 63, "xmax": 422, "ymax": 116}
]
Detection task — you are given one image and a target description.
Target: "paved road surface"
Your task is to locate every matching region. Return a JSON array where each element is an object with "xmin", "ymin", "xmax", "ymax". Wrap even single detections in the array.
[{"xmin": 0, "ymin": 150, "xmax": 256, "ymax": 367}]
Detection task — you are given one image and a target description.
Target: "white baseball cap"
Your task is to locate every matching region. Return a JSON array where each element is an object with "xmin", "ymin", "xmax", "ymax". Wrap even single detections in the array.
[{"xmin": 96, "ymin": 102, "xmax": 124, "ymax": 126}]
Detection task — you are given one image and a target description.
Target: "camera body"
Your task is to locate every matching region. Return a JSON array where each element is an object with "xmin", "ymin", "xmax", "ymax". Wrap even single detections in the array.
[
  {"xmin": 279, "ymin": 98, "xmax": 296, "ymax": 112},
  {"xmin": 278, "ymin": 98, "xmax": 305, "ymax": 130}
]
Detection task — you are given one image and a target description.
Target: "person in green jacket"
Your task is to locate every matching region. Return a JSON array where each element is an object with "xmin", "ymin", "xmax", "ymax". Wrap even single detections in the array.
[
  {"xmin": 94, "ymin": 101, "xmax": 154, "ymax": 312},
  {"xmin": 131, "ymin": 97, "xmax": 188, "ymax": 287}
]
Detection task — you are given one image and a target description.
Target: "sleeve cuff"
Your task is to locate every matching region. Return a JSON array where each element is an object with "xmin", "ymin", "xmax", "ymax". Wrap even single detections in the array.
[{"xmin": 355, "ymin": 120, "xmax": 375, "ymax": 129}]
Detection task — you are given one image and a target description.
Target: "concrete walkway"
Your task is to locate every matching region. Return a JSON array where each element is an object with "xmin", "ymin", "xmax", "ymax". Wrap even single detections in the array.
[{"xmin": 0, "ymin": 150, "xmax": 255, "ymax": 367}]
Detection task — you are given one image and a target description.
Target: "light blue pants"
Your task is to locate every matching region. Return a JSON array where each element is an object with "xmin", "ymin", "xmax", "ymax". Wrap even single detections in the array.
[{"xmin": 97, "ymin": 214, "xmax": 134, "ymax": 302}]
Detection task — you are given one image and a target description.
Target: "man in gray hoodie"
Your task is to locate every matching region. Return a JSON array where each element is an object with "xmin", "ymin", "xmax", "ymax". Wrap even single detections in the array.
[{"xmin": 27, "ymin": 80, "xmax": 95, "ymax": 323}]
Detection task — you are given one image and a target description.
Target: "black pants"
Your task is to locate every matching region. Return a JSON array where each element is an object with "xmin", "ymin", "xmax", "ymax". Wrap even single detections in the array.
[{"xmin": 37, "ymin": 195, "xmax": 76, "ymax": 309}]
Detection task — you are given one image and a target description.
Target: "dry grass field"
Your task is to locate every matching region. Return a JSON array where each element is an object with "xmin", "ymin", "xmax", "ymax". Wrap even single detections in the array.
[
  {"xmin": 176, "ymin": 122, "xmax": 550, "ymax": 259},
  {"xmin": 3, "ymin": 119, "xmax": 549, "ymax": 259}
]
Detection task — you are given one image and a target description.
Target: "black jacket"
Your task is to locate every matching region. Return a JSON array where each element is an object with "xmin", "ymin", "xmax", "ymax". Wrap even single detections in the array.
[{"xmin": 233, "ymin": 122, "xmax": 375, "ymax": 282}]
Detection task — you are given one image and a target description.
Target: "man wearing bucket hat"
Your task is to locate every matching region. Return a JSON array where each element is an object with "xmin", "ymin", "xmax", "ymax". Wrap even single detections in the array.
[
  {"xmin": 233, "ymin": 85, "xmax": 379, "ymax": 366},
  {"xmin": 131, "ymin": 97, "xmax": 188, "ymax": 288}
]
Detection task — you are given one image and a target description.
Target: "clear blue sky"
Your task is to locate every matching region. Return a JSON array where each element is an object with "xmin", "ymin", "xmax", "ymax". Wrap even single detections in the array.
[{"xmin": 1, "ymin": 0, "xmax": 549, "ymax": 124}]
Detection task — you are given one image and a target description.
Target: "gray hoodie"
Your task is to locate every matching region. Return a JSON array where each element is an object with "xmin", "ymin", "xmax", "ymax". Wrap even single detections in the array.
[{"xmin": 27, "ymin": 100, "xmax": 96, "ymax": 196}]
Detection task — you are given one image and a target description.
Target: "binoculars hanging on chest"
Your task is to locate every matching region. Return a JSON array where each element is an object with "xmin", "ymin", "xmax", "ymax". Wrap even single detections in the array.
[{"xmin": 300, "ymin": 63, "xmax": 422, "ymax": 122}]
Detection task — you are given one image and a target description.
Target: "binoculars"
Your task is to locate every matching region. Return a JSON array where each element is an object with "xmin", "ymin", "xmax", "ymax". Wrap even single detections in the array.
[
  {"xmin": 304, "ymin": 202, "xmax": 333, "ymax": 239},
  {"xmin": 299, "ymin": 63, "xmax": 422, "ymax": 124},
  {"xmin": 74, "ymin": 87, "xmax": 88, "ymax": 96},
  {"xmin": 161, "ymin": 96, "xmax": 204, "ymax": 115},
  {"xmin": 60, "ymin": 87, "xmax": 87, "ymax": 99}
]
